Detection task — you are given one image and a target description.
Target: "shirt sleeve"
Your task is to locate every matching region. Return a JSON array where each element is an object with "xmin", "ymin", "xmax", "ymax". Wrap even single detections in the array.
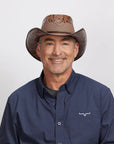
[
  {"xmin": 100, "ymin": 88, "xmax": 114, "ymax": 144},
  {"xmin": 0, "ymin": 98, "xmax": 19, "ymax": 144}
]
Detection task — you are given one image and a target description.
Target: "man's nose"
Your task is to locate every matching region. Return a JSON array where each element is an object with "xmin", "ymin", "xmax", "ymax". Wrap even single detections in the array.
[{"xmin": 52, "ymin": 43, "xmax": 62, "ymax": 55}]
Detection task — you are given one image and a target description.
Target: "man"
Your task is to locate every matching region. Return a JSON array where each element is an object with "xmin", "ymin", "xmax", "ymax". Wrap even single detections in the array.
[{"xmin": 0, "ymin": 14, "xmax": 114, "ymax": 144}]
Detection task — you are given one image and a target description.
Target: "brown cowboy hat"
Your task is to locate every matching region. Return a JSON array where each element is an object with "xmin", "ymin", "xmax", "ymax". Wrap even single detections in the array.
[{"xmin": 26, "ymin": 14, "xmax": 87, "ymax": 61}]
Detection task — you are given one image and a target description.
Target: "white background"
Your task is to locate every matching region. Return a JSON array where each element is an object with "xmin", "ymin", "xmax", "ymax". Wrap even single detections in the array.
[{"xmin": 0, "ymin": 0, "xmax": 114, "ymax": 122}]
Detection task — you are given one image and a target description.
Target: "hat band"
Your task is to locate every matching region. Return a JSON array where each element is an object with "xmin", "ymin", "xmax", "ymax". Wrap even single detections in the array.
[
  {"xmin": 41, "ymin": 23, "xmax": 75, "ymax": 34},
  {"xmin": 46, "ymin": 31, "xmax": 72, "ymax": 35}
]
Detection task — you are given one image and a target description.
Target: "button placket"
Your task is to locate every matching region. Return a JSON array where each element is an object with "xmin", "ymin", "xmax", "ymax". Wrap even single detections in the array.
[{"xmin": 55, "ymin": 90, "xmax": 65, "ymax": 144}]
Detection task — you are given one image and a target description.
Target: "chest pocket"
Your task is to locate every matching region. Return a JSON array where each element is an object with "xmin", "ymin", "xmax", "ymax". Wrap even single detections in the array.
[{"xmin": 65, "ymin": 110, "xmax": 101, "ymax": 143}]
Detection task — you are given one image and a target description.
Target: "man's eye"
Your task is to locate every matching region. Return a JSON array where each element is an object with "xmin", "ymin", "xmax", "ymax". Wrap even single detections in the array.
[
  {"xmin": 47, "ymin": 43, "xmax": 53, "ymax": 45},
  {"xmin": 63, "ymin": 43, "xmax": 68, "ymax": 45}
]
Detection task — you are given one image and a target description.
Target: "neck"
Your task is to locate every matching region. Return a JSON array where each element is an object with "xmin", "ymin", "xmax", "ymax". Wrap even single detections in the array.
[{"xmin": 43, "ymin": 69, "xmax": 72, "ymax": 90}]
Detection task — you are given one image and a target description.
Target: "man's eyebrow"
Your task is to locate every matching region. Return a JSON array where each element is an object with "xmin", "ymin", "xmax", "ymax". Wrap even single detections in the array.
[
  {"xmin": 61, "ymin": 37, "xmax": 74, "ymax": 41},
  {"xmin": 44, "ymin": 38, "xmax": 54, "ymax": 42}
]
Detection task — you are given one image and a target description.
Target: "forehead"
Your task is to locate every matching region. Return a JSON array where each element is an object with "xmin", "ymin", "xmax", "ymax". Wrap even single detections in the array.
[{"xmin": 40, "ymin": 34, "xmax": 75, "ymax": 42}]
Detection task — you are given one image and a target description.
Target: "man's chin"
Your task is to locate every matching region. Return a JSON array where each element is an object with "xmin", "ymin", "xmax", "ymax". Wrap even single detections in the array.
[{"xmin": 49, "ymin": 68, "xmax": 68, "ymax": 75}]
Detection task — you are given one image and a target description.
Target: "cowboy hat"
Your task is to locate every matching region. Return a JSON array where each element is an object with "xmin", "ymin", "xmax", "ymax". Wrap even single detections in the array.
[{"xmin": 26, "ymin": 14, "xmax": 87, "ymax": 61}]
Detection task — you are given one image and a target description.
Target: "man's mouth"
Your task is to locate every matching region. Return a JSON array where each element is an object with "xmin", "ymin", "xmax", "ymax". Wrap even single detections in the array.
[{"xmin": 48, "ymin": 57, "xmax": 66, "ymax": 63}]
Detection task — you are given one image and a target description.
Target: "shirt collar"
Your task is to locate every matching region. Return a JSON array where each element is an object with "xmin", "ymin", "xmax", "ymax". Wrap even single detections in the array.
[
  {"xmin": 60, "ymin": 70, "xmax": 80, "ymax": 94},
  {"xmin": 37, "ymin": 70, "xmax": 80, "ymax": 98},
  {"xmin": 37, "ymin": 71, "xmax": 45, "ymax": 98}
]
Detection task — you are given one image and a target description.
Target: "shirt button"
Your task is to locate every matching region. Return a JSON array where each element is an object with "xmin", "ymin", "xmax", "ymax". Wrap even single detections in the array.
[{"xmin": 57, "ymin": 121, "xmax": 62, "ymax": 126}]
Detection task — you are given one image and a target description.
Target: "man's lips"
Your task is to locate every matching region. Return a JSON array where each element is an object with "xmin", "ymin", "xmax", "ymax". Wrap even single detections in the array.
[{"xmin": 48, "ymin": 57, "xmax": 66, "ymax": 63}]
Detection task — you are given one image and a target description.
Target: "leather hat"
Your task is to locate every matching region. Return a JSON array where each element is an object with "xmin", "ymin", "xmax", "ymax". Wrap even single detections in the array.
[{"xmin": 26, "ymin": 14, "xmax": 87, "ymax": 61}]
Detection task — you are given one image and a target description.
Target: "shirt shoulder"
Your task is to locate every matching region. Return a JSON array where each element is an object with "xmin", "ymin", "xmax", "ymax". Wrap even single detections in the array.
[
  {"xmin": 76, "ymin": 73, "xmax": 113, "ymax": 101},
  {"xmin": 8, "ymin": 78, "xmax": 39, "ymax": 103},
  {"xmin": 76, "ymin": 73, "xmax": 109, "ymax": 90}
]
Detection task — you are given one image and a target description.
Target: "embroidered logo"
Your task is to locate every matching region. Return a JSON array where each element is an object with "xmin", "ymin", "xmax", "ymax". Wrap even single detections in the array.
[{"xmin": 78, "ymin": 112, "xmax": 91, "ymax": 117}]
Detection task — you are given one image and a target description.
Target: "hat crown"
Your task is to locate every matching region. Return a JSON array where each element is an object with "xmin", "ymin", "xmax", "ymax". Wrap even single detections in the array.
[
  {"xmin": 41, "ymin": 14, "xmax": 75, "ymax": 34},
  {"xmin": 42, "ymin": 14, "xmax": 73, "ymax": 25}
]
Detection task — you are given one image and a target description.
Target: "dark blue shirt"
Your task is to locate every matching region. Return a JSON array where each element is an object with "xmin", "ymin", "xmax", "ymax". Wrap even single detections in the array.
[{"xmin": 0, "ymin": 70, "xmax": 114, "ymax": 144}]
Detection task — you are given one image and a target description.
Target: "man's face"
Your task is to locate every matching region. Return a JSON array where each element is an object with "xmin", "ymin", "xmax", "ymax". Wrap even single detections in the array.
[{"xmin": 36, "ymin": 34, "xmax": 79, "ymax": 75}]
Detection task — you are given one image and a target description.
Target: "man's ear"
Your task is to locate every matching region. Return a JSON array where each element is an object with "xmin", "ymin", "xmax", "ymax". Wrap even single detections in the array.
[
  {"xmin": 74, "ymin": 42, "xmax": 79, "ymax": 59},
  {"xmin": 36, "ymin": 43, "xmax": 41, "ymax": 57}
]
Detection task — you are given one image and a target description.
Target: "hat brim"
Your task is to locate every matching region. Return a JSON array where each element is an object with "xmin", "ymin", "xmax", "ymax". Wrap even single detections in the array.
[{"xmin": 26, "ymin": 28, "xmax": 87, "ymax": 61}]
